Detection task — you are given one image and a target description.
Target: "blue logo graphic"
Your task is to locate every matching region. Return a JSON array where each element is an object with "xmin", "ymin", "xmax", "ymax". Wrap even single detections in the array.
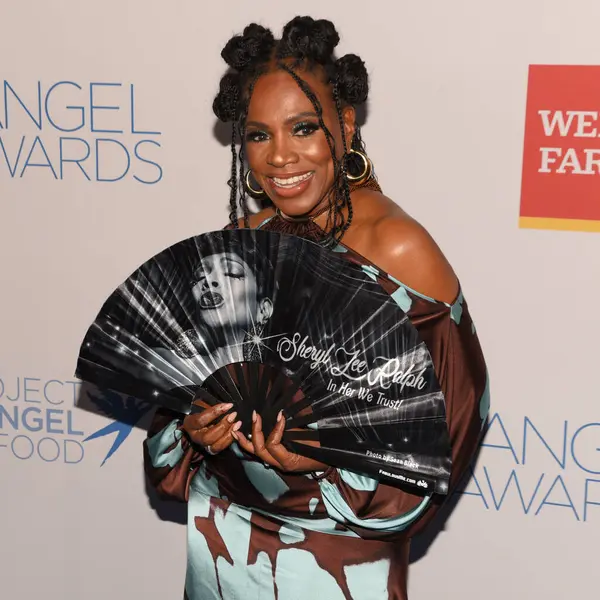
[
  {"xmin": 0, "ymin": 80, "xmax": 163, "ymax": 184},
  {"xmin": 456, "ymin": 412, "xmax": 600, "ymax": 523},
  {"xmin": 84, "ymin": 389, "xmax": 152, "ymax": 466}
]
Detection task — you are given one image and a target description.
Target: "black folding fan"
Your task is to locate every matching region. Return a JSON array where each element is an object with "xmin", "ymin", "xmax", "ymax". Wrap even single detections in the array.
[{"xmin": 75, "ymin": 228, "xmax": 452, "ymax": 494}]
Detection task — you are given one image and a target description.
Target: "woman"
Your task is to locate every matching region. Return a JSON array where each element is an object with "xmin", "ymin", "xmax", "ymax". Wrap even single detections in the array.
[
  {"xmin": 144, "ymin": 16, "xmax": 489, "ymax": 600},
  {"xmin": 138, "ymin": 235, "xmax": 275, "ymax": 393}
]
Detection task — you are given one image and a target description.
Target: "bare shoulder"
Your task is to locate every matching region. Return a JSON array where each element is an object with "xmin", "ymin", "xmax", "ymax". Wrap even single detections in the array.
[{"xmin": 346, "ymin": 190, "xmax": 459, "ymax": 304}]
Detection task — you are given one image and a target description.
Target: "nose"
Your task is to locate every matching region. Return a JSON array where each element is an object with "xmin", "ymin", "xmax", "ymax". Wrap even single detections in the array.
[
  {"xmin": 266, "ymin": 133, "xmax": 299, "ymax": 168},
  {"xmin": 201, "ymin": 275, "xmax": 220, "ymax": 291}
]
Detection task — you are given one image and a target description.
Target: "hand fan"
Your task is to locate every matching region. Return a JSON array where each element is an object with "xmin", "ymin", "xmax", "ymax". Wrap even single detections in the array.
[{"xmin": 75, "ymin": 228, "xmax": 452, "ymax": 494}]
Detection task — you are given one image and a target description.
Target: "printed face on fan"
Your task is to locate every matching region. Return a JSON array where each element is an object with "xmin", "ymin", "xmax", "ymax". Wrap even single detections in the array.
[
  {"xmin": 192, "ymin": 252, "xmax": 262, "ymax": 332},
  {"xmin": 244, "ymin": 68, "xmax": 355, "ymax": 217}
]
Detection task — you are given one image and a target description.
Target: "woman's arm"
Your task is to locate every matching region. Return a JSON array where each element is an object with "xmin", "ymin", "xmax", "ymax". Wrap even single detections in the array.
[
  {"xmin": 317, "ymin": 214, "xmax": 489, "ymax": 540},
  {"xmin": 232, "ymin": 211, "xmax": 488, "ymax": 540},
  {"xmin": 143, "ymin": 407, "xmax": 204, "ymax": 502}
]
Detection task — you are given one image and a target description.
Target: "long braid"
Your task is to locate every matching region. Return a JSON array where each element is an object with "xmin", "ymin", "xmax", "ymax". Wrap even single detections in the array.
[
  {"xmin": 279, "ymin": 63, "xmax": 348, "ymax": 246},
  {"xmin": 332, "ymin": 82, "xmax": 354, "ymax": 239},
  {"xmin": 237, "ymin": 75, "xmax": 261, "ymax": 229},
  {"xmin": 213, "ymin": 17, "xmax": 372, "ymax": 245},
  {"xmin": 237, "ymin": 125, "xmax": 250, "ymax": 228},
  {"xmin": 227, "ymin": 87, "xmax": 239, "ymax": 227}
]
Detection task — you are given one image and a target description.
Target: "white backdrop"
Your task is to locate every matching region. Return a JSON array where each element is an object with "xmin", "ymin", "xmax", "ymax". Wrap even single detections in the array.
[{"xmin": 2, "ymin": 1, "xmax": 599, "ymax": 598}]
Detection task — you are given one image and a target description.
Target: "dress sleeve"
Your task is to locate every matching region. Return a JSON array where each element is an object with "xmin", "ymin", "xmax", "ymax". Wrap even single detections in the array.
[
  {"xmin": 317, "ymin": 291, "xmax": 490, "ymax": 542},
  {"xmin": 143, "ymin": 407, "xmax": 206, "ymax": 502}
]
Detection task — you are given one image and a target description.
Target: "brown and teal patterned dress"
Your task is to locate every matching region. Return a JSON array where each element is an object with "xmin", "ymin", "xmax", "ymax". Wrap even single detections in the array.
[{"xmin": 143, "ymin": 214, "xmax": 490, "ymax": 600}]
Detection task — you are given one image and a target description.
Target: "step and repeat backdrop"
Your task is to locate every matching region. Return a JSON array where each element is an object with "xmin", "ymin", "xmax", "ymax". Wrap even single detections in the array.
[{"xmin": 1, "ymin": 1, "xmax": 599, "ymax": 598}]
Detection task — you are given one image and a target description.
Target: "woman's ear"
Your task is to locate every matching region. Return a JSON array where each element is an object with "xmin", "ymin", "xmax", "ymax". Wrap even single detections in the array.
[
  {"xmin": 258, "ymin": 298, "xmax": 273, "ymax": 324},
  {"xmin": 342, "ymin": 105, "xmax": 356, "ymax": 151}
]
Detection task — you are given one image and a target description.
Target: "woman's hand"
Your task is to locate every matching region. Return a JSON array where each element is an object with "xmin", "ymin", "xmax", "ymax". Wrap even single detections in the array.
[
  {"xmin": 182, "ymin": 400, "xmax": 242, "ymax": 455},
  {"xmin": 234, "ymin": 410, "xmax": 328, "ymax": 473}
]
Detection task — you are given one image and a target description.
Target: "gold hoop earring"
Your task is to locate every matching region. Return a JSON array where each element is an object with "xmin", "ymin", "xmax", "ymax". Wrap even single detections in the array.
[
  {"xmin": 244, "ymin": 170, "xmax": 265, "ymax": 196},
  {"xmin": 345, "ymin": 149, "xmax": 372, "ymax": 185}
]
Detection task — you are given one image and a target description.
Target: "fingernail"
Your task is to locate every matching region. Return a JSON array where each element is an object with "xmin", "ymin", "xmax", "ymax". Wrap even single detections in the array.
[
  {"xmin": 233, "ymin": 421, "xmax": 242, "ymax": 432},
  {"xmin": 222, "ymin": 403, "xmax": 234, "ymax": 411},
  {"xmin": 252, "ymin": 410, "xmax": 257, "ymax": 423},
  {"xmin": 277, "ymin": 410, "xmax": 283, "ymax": 422},
  {"xmin": 227, "ymin": 412, "xmax": 238, "ymax": 423}
]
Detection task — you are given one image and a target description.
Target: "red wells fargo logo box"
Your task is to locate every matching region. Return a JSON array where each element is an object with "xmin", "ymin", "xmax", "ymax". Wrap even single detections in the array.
[{"xmin": 520, "ymin": 65, "xmax": 600, "ymax": 232}]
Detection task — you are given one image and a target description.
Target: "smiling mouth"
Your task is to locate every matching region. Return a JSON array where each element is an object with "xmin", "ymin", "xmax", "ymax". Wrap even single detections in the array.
[
  {"xmin": 199, "ymin": 291, "xmax": 224, "ymax": 309},
  {"xmin": 270, "ymin": 172, "xmax": 314, "ymax": 188}
]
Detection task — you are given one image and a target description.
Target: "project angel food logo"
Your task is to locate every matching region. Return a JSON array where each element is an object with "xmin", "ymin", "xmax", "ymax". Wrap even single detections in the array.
[
  {"xmin": 519, "ymin": 64, "xmax": 600, "ymax": 232},
  {"xmin": 0, "ymin": 80, "xmax": 162, "ymax": 184},
  {"xmin": 0, "ymin": 375, "xmax": 151, "ymax": 466},
  {"xmin": 456, "ymin": 411, "xmax": 600, "ymax": 523}
]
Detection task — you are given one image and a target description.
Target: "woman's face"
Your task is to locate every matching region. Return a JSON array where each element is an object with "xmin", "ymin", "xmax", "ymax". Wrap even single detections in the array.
[
  {"xmin": 192, "ymin": 252, "xmax": 259, "ymax": 331},
  {"xmin": 244, "ymin": 67, "xmax": 356, "ymax": 217}
]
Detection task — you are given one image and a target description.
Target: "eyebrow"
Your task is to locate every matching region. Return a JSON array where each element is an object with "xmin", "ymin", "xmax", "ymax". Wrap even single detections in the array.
[{"xmin": 246, "ymin": 111, "xmax": 319, "ymax": 129}]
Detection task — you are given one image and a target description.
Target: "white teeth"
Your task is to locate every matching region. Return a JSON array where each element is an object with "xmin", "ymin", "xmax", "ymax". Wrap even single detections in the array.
[{"xmin": 272, "ymin": 172, "xmax": 313, "ymax": 187}]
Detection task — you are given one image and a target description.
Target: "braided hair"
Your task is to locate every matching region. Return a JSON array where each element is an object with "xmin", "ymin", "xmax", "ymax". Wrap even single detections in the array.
[{"xmin": 212, "ymin": 16, "xmax": 373, "ymax": 247}]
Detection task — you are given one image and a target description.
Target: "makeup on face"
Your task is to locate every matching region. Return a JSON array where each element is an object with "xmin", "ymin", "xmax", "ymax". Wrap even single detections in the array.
[
  {"xmin": 192, "ymin": 253, "xmax": 258, "ymax": 329},
  {"xmin": 244, "ymin": 70, "xmax": 349, "ymax": 217}
]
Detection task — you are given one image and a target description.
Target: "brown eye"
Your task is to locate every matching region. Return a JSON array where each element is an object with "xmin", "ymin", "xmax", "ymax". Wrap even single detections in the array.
[
  {"xmin": 246, "ymin": 130, "xmax": 268, "ymax": 143},
  {"xmin": 293, "ymin": 122, "xmax": 319, "ymax": 136}
]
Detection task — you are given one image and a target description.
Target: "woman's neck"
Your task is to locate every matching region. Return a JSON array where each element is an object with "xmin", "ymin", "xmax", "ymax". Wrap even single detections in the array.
[{"xmin": 270, "ymin": 178, "xmax": 382, "ymax": 243}]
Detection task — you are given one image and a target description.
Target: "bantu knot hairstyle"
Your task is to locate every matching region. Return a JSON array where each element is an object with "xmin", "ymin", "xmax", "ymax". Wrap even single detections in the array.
[{"xmin": 212, "ymin": 16, "xmax": 372, "ymax": 246}]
